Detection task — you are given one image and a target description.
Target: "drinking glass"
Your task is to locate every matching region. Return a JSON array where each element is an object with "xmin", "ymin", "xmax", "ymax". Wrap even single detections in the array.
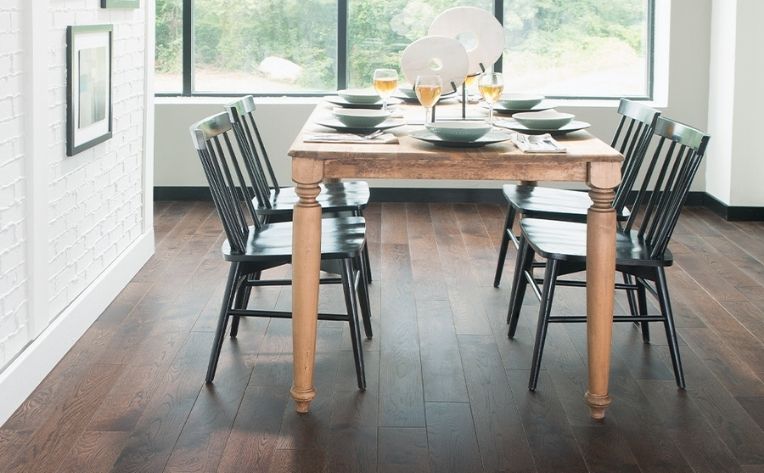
[
  {"xmin": 478, "ymin": 72, "xmax": 504, "ymax": 125},
  {"xmin": 415, "ymin": 75, "xmax": 442, "ymax": 124},
  {"xmin": 373, "ymin": 68, "xmax": 398, "ymax": 112}
]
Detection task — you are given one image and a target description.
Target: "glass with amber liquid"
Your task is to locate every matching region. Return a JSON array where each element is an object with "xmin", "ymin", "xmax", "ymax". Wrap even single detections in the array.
[
  {"xmin": 478, "ymin": 72, "xmax": 504, "ymax": 125},
  {"xmin": 414, "ymin": 75, "xmax": 442, "ymax": 124},
  {"xmin": 373, "ymin": 68, "xmax": 398, "ymax": 111}
]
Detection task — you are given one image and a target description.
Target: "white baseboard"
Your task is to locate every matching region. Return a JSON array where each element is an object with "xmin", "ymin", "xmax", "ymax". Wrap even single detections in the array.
[{"xmin": 0, "ymin": 230, "xmax": 155, "ymax": 426}]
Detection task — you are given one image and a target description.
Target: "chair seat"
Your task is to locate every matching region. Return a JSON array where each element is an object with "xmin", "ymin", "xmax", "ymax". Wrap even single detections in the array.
[
  {"xmin": 258, "ymin": 181, "xmax": 370, "ymax": 215},
  {"xmin": 223, "ymin": 217, "xmax": 366, "ymax": 262},
  {"xmin": 520, "ymin": 218, "xmax": 673, "ymax": 267},
  {"xmin": 502, "ymin": 184, "xmax": 630, "ymax": 221}
]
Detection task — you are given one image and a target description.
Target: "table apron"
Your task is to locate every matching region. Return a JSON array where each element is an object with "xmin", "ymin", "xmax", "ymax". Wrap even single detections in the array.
[{"xmin": 321, "ymin": 159, "xmax": 589, "ymax": 182}]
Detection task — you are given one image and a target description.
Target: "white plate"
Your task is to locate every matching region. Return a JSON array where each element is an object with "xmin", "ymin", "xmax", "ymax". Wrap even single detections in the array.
[
  {"xmin": 496, "ymin": 118, "xmax": 591, "ymax": 135},
  {"xmin": 325, "ymin": 95, "xmax": 402, "ymax": 109},
  {"xmin": 315, "ymin": 118, "xmax": 405, "ymax": 134},
  {"xmin": 428, "ymin": 7, "xmax": 504, "ymax": 75},
  {"xmin": 400, "ymin": 36, "xmax": 469, "ymax": 94}
]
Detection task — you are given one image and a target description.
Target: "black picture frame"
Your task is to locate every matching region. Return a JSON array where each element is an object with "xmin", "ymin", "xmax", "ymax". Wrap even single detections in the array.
[
  {"xmin": 101, "ymin": 0, "xmax": 139, "ymax": 8},
  {"xmin": 66, "ymin": 24, "xmax": 113, "ymax": 157}
]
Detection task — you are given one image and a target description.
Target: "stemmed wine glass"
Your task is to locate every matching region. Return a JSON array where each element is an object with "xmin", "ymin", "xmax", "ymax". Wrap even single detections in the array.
[
  {"xmin": 415, "ymin": 75, "xmax": 442, "ymax": 124},
  {"xmin": 373, "ymin": 68, "xmax": 398, "ymax": 112},
  {"xmin": 478, "ymin": 72, "xmax": 504, "ymax": 125}
]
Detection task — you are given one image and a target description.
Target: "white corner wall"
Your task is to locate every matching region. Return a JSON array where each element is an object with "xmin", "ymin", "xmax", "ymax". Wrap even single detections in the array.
[
  {"xmin": 706, "ymin": 0, "xmax": 764, "ymax": 207},
  {"xmin": 0, "ymin": 1, "xmax": 155, "ymax": 425},
  {"xmin": 154, "ymin": 0, "xmax": 711, "ymax": 192}
]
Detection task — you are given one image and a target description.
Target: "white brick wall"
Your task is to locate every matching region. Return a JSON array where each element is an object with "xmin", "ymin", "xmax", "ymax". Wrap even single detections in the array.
[
  {"xmin": 46, "ymin": 3, "xmax": 145, "ymax": 319},
  {"xmin": 0, "ymin": 0, "xmax": 28, "ymax": 370},
  {"xmin": 0, "ymin": 2, "xmax": 147, "ymax": 370}
]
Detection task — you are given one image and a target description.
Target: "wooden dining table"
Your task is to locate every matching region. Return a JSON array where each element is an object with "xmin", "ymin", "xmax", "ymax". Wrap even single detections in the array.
[{"xmin": 288, "ymin": 102, "xmax": 623, "ymax": 419}]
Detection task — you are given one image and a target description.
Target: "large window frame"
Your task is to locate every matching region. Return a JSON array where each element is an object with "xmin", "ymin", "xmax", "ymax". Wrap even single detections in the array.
[{"xmin": 159, "ymin": 0, "xmax": 655, "ymax": 100}]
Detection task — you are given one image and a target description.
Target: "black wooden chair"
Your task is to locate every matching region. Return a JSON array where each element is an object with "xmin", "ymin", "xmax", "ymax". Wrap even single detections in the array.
[
  {"xmin": 507, "ymin": 117, "xmax": 710, "ymax": 391},
  {"xmin": 493, "ymin": 99, "xmax": 660, "ymax": 288},
  {"xmin": 224, "ymin": 95, "xmax": 371, "ymax": 221},
  {"xmin": 190, "ymin": 111, "xmax": 372, "ymax": 390}
]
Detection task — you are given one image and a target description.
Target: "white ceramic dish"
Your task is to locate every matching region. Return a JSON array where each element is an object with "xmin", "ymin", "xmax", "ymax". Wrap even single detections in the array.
[
  {"xmin": 498, "ymin": 94, "xmax": 545, "ymax": 110},
  {"xmin": 337, "ymin": 88, "xmax": 381, "ymax": 104},
  {"xmin": 425, "ymin": 120, "xmax": 492, "ymax": 142},
  {"xmin": 332, "ymin": 108, "xmax": 391, "ymax": 128},
  {"xmin": 512, "ymin": 109, "xmax": 574, "ymax": 129}
]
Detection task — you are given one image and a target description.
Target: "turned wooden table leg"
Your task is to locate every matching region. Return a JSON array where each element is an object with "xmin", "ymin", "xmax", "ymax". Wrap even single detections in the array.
[
  {"xmin": 585, "ymin": 162, "xmax": 621, "ymax": 420},
  {"xmin": 290, "ymin": 158, "xmax": 324, "ymax": 413}
]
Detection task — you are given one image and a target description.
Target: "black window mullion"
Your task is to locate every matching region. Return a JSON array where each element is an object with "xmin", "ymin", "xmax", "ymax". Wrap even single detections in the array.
[
  {"xmin": 494, "ymin": 0, "xmax": 503, "ymax": 73},
  {"xmin": 182, "ymin": 0, "xmax": 193, "ymax": 95},
  {"xmin": 338, "ymin": 0, "xmax": 348, "ymax": 90}
]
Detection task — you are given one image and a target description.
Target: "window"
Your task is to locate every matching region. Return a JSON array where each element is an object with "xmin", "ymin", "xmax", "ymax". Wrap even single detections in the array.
[{"xmin": 156, "ymin": 0, "xmax": 654, "ymax": 99}]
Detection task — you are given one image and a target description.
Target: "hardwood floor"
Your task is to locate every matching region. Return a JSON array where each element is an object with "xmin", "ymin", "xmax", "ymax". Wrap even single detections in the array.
[{"xmin": 2, "ymin": 201, "xmax": 764, "ymax": 472}]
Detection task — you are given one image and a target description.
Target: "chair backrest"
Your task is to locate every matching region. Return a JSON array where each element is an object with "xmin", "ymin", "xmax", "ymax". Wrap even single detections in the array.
[
  {"xmin": 623, "ymin": 116, "xmax": 710, "ymax": 258},
  {"xmin": 225, "ymin": 96, "xmax": 280, "ymax": 209},
  {"xmin": 611, "ymin": 99, "xmax": 661, "ymax": 212},
  {"xmin": 189, "ymin": 111, "xmax": 263, "ymax": 254}
]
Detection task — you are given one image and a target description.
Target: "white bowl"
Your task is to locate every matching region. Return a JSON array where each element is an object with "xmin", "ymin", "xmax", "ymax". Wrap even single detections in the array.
[
  {"xmin": 498, "ymin": 93, "xmax": 544, "ymax": 110},
  {"xmin": 425, "ymin": 120, "xmax": 492, "ymax": 142},
  {"xmin": 332, "ymin": 108, "xmax": 391, "ymax": 127},
  {"xmin": 512, "ymin": 109, "xmax": 574, "ymax": 129},
  {"xmin": 337, "ymin": 88, "xmax": 381, "ymax": 104}
]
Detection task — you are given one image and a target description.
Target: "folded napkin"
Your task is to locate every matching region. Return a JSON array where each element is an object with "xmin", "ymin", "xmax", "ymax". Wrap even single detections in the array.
[
  {"xmin": 303, "ymin": 132, "xmax": 399, "ymax": 144},
  {"xmin": 509, "ymin": 132, "xmax": 566, "ymax": 153}
]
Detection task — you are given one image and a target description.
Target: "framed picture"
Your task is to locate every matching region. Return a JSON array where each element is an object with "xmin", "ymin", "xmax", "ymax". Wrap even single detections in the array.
[
  {"xmin": 101, "ymin": 0, "xmax": 139, "ymax": 8},
  {"xmin": 66, "ymin": 24, "xmax": 113, "ymax": 156}
]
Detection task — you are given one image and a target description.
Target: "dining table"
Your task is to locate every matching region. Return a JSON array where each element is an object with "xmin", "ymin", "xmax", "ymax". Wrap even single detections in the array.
[{"xmin": 287, "ymin": 100, "xmax": 623, "ymax": 420}]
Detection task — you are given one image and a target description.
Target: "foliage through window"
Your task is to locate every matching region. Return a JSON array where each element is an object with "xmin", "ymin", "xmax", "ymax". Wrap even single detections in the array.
[{"xmin": 155, "ymin": 0, "xmax": 653, "ymax": 98}]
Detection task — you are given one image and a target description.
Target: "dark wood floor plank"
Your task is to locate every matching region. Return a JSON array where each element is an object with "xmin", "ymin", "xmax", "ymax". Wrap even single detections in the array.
[
  {"xmin": 5, "ymin": 202, "xmax": 764, "ymax": 473},
  {"xmin": 406, "ymin": 203, "xmax": 449, "ymax": 302},
  {"xmin": 379, "ymin": 427, "xmax": 431, "ymax": 473},
  {"xmin": 216, "ymin": 385, "xmax": 290, "ymax": 473},
  {"xmin": 108, "ymin": 332, "xmax": 213, "ymax": 473},
  {"xmin": 5, "ymin": 363, "xmax": 124, "ymax": 473},
  {"xmin": 508, "ymin": 370, "xmax": 588, "ymax": 473},
  {"xmin": 425, "ymin": 402, "xmax": 484, "ymax": 473},
  {"xmin": 162, "ymin": 341, "xmax": 255, "ymax": 473},
  {"xmin": 417, "ymin": 299, "xmax": 469, "ymax": 403},
  {"xmin": 57, "ymin": 431, "xmax": 129, "ymax": 473},
  {"xmin": 638, "ymin": 379, "xmax": 742, "ymax": 473},
  {"xmin": 459, "ymin": 335, "xmax": 536, "ymax": 473}
]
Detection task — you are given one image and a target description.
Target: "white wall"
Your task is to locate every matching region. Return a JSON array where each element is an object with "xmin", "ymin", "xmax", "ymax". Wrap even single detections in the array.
[
  {"xmin": 0, "ymin": 0, "xmax": 28, "ymax": 370},
  {"xmin": 155, "ymin": 0, "xmax": 711, "ymax": 192},
  {"xmin": 705, "ymin": 0, "xmax": 764, "ymax": 207},
  {"xmin": 0, "ymin": 0, "xmax": 155, "ymax": 425}
]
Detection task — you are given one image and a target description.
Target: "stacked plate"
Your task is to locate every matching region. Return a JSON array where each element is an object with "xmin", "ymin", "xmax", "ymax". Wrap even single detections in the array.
[
  {"xmin": 482, "ymin": 93, "xmax": 552, "ymax": 114},
  {"xmin": 411, "ymin": 120, "xmax": 511, "ymax": 148},
  {"xmin": 497, "ymin": 109, "xmax": 591, "ymax": 135},
  {"xmin": 316, "ymin": 107, "xmax": 405, "ymax": 133},
  {"xmin": 326, "ymin": 88, "xmax": 402, "ymax": 109}
]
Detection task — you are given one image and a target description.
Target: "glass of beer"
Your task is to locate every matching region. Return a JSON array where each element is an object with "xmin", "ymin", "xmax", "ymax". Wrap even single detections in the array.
[
  {"xmin": 478, "ymin": 72, "xmax": 504, "ymax": 125},
  {"xmin": 373, "ymin": 68, "xmax": 398, "ymax": 112},
  {"xmin": 414, "ymin": 75, "xmax": 442, "ymax": 124}
]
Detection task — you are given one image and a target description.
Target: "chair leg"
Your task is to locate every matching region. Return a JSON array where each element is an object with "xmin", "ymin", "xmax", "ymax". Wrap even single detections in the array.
[
  {"xmin": 206, "ymin": 263, "xmax": 240, "ymax": 383},
  {"xmin": 623, "ymin": 272, "xmax": 640, "ymax": 318},
  {"xmin": 356, "ymin": 208, "xmax": 372, "ymax": 284},
  {"xmin": 341, "ymin": 258, "xmax": 366, "ymax": 391},
  {"xmin": 508, "ymin": 237, "xmax": 533, "ymax": 335},
  {"xmin": 363, "ymin": 243, "xmax": 372, "ymax": 284},
  {"xmin": 529, "ymin": 258, "xmax": 560, "ymax": 391},
  {"xmin": 355, "ymin": 253, "xmax": 373, "ymax": 339},
  {"xmin": 656, "ymin": 267, "xmax": 685, "ymax": 389},
  {"xmin": 493, "ymin": 206, "xmax": 517, "ymax": 288},
  {"xmin": 636, "ymin": 278, "xmax": 650, "ymax": 343},
  {"xmin": 230, "ymin": 271, "xmax": 258, "ymax": 338}
]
